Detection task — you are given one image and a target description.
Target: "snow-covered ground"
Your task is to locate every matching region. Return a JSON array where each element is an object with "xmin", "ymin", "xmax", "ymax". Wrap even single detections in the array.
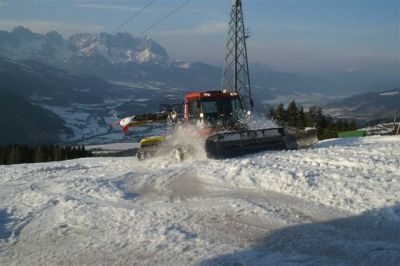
[
  {"xmin": 0, "ymin": 136, "xmax": 399, "ymax": 265},
  {"xmin": 41, "ymin": 103, "xmax": 120, "ymax": 144},
  {"xmin": 361, "ymin": 122, "xmax": 397, "ymax": 136}
]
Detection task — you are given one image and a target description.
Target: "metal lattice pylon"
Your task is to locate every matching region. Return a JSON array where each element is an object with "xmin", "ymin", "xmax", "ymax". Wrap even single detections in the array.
[{"xmin": 221, "ymin": 0, "xmax": 253, "ymax": 110}]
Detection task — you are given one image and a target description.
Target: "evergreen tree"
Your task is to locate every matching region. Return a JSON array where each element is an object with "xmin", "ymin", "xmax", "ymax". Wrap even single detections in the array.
[
  {"xmin": 298, "ymin": 107, "xmax": 306, "ymax": 129},
  {"xmin": 306, "ymin": 106, "xmax": 318, "ymax": 128},
  {"xmin": 0, "ymin": 144, "xmax": 92, "ymax": 165},
  {"xmin": 275, "ymin": 103, "xmax": 287, "ymax": 126},
  {"xmin": 286, "ymin": 101, "xmax": 299, "ymax": 128},
  {"xmin": 268, "ymin": 103, "xmax": 359, "ymax": 140},
  {"xmin": 53, "ymin": 145, "xmax": 62, "ymax": 161},
  {"xmin": 7, "ymin": 145, "xmax": 22, "ymax": 164},
  {"xmin": 19, "ymin": 145, "xmax": 32, "ymax": 163},
  {"xmin": 0, "ymin": 145, "xmax": 9, "ymax": 165},
  {"xmin": 350, "ymin": 119, "xmax": 357, "ymax": 130},
  {"xmin": 34, "ymin": 146, "xmax": 46, "ymax": 162}
]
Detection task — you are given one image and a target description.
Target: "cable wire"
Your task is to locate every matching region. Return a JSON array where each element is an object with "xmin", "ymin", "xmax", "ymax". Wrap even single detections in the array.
[
  {"xmin": 111, "ymin": 0, "xmax": 157, "ymax": 34},
  {"xmin": 137, "ymin": 0, "xmax": 192, "ymax": 36}
]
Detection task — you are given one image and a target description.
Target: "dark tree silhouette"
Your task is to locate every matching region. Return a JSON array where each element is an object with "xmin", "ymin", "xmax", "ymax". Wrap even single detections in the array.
[
  {"xmin": 268, "ymin": 101, "xmax": 357, "ymax": 140},
  {"xmin": 0, "ymin": 144, "xmax": 93, "ymax": 165}
]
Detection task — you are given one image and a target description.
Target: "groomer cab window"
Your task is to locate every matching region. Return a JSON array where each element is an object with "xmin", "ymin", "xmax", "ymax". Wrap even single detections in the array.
[{"xmin": 188, "ymin": 99, "xmax": 201, "ymax": 119}]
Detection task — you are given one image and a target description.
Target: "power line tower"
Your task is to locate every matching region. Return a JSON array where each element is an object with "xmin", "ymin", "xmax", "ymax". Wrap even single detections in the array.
[{"xmin": 221, "ymin": 0, "xmax": 253, "ymax": 110}]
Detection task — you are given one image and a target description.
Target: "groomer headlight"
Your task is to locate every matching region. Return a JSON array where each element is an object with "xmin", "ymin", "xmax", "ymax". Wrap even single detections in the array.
[
  {"xmin": 247, "ymin": 110, "xmax": 251, "ymax": 116},
  {"xmin": 200, "ymin": 113, "xmax": 204, "ymax": 118}
]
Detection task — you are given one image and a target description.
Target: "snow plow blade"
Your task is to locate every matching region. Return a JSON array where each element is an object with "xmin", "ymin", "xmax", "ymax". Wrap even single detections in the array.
[
  {"xmin": 205, "ymin": 128, "xmax": 318, "ymax": 159},
  {"xmin": 136, "ymin": 136, "xmax": 166, "ymax": 160}
]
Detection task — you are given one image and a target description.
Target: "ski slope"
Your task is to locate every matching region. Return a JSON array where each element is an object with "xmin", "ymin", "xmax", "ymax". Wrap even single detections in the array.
[{"xmin": 0, "ymin": 136, "xmax": 399, "ymax": 265}]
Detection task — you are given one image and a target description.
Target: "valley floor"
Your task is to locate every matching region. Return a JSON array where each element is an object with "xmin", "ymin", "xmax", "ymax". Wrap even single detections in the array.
[{"xmin": 0, "ymin": 136, "xmax": 399, "ymax": 265}]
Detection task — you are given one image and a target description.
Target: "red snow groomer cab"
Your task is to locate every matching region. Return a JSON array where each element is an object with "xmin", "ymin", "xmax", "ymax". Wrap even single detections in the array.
[{"xmin": 183, "ymin": 90, "xmax": 248, "ymax": 133}]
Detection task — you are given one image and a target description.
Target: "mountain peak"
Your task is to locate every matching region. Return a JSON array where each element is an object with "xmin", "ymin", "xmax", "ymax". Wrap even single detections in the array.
[
  {"xmin": 12, "ymin": 26, "xmax": 32, "ymax": 34},
  {"xmin": 68, "ymin": 31, "xmax": 169, "ymax": 64},
  {"xmin": 0, "ymin": 27, "xmax": 169, "ymax": 65}
]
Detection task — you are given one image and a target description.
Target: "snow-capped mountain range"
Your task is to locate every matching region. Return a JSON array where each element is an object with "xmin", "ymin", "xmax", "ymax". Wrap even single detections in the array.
[
  {"xmin": 0, "ymin": 26, "xmax": 169, "ymax": 66},
  {"xmin": 1, "ymin": 26, "xmax": 397, "ymax": 98}
]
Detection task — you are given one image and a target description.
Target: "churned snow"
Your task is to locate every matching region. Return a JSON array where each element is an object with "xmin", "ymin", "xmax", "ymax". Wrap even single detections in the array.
[{"xmin": 0, "ymin": 136, "xmax": 399, "ymax": 265}]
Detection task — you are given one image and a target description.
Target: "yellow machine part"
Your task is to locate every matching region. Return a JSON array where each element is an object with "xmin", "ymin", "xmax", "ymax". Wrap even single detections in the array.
[{"xmin": 140, "ymin": 136, "xmax": 166, "ymax": 147}]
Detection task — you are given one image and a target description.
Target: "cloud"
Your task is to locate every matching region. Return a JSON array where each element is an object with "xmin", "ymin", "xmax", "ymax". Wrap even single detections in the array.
[
  {"xmin": 160, "ymin": 22, "xmax": 228, "ymax": 36},
  {"xmin": 73, "ymin": 3, "xmax": 152, "ymax": 12},
  {"xmin": 0, "ymin": 20, "xmax": 104, "ymax": 37}
]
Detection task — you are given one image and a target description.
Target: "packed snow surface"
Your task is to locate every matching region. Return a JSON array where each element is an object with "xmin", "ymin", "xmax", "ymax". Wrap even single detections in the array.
[{"xmin": 0, "ymin": 136, "xmax": 399, "ymax": 265}]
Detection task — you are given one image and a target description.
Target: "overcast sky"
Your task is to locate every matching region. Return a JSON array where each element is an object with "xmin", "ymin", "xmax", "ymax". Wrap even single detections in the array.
[{"xmin": 0, "ymin": 0, "xmax": 398, "ymax": 76}]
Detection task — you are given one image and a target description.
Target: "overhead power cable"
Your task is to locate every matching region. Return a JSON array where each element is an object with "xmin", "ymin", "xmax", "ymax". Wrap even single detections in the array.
[
  {"xmin": 137, "ymin": 0, "xmax": 192, "ymax": 37},
  {"xmin": 111, "ymin": 0, "xmax": 156, "ymax": 34}
]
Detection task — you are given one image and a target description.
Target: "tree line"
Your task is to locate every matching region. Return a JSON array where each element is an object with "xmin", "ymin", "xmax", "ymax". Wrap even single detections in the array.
[
  {"xmin": 268, "ymin": 101, "xmax": 357, "ymax": 140},
  {"xmin": 0, "ymin": 144, "xmax": 93, "ymax": 165}
]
